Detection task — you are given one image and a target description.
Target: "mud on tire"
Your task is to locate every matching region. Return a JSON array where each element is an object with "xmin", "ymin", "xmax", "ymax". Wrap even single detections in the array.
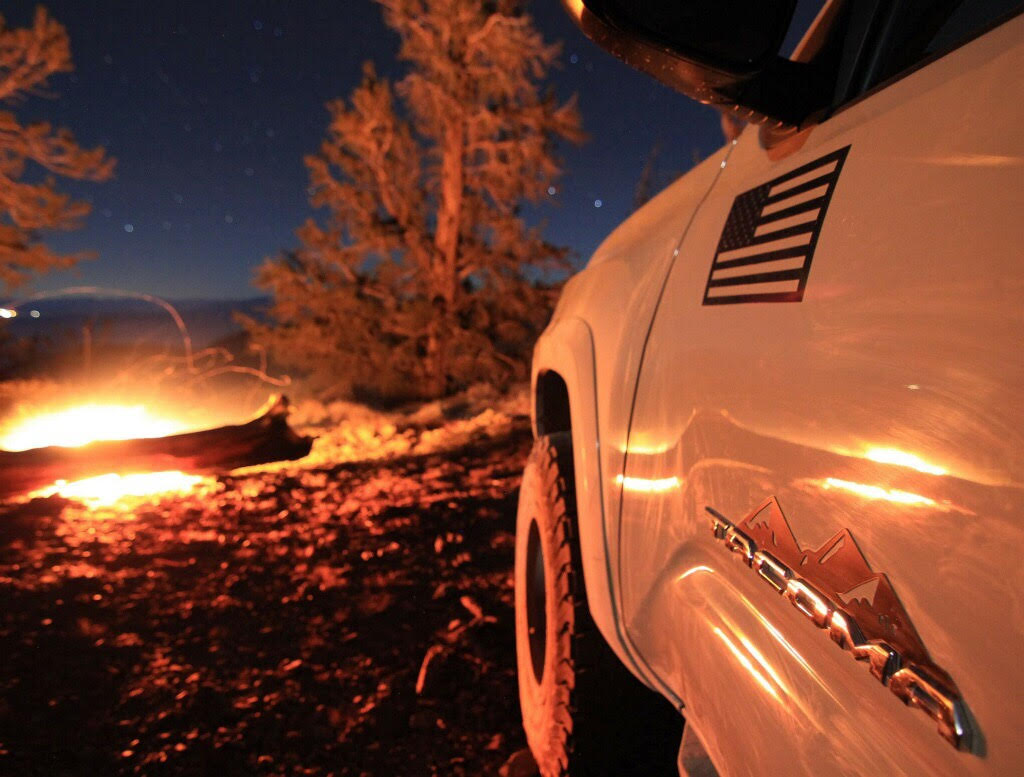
[{"xmin": 514, "ymin": 433, "xmax": 681, "ymax": 777}]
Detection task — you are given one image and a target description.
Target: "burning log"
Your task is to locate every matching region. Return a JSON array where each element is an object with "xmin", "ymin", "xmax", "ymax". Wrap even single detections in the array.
[{"xmin": 0, "ymin": 395, "xmax": 313, "ymax": 500}]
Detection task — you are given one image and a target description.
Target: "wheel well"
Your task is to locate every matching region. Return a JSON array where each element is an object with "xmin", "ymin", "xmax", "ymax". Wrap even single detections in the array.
[{"xmin": 535, "ymin": 371, "xmax": 571, "ymax": 437}]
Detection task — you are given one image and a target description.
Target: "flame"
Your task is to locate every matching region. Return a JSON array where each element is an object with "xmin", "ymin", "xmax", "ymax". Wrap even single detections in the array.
[
  {"xmin": 0, "ymin": 404, "xmax": 186, "ymax": 452},
  {"xmin": 2, "ymin": 404, "xmax": 210, "ymax": 505},
  {"xmin": 564, "ymin": 0, "xmax": 585, "ymax": 18},
  {"xmin": 31, "ymin": 471, "xmax": 209, "ymax": 507}
]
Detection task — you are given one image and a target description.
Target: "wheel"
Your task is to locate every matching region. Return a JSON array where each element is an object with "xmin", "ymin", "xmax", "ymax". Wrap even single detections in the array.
[{"xmin": 515, "ymin": 433, "xmax": 681, "ymax": 776}]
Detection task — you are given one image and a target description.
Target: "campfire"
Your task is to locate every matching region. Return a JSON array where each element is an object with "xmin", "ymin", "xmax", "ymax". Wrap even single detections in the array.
[
  {"xmin": 29, "ymin": 470, "xmax": 210, "ymax": 506},
  {"xmin": 0, "ymin": 403, "xmax": 187, "ymax": 451},
  {"xmin": 0, "ymin": 404, "xmax": 205, "ymax": 505},
  {"xmin": 0, "ymin": 395, "xmax": 313, "ymax": 505}
]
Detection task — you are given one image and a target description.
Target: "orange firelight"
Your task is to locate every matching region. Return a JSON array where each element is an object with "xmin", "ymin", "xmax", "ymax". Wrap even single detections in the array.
[
  {"xmin": 0, "ymin": 403, "xmax": 185, "ymax": 451},
  {"xmin": 30, "ymin": 471, "xmax": 209, "ymax": 507},
  {"xmin": 1, "ymin": 404, "xmax": 213, "ymax": 505}
]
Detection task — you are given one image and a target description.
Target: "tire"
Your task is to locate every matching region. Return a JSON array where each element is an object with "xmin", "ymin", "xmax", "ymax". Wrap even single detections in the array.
[{"xmin": 515, "ymin": 433, "xmax": 681, "ymax": 777}]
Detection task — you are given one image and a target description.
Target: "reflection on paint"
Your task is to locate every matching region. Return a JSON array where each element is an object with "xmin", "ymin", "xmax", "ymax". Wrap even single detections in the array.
[
  {"xmin": 615, "ymin": 474, "xmax": 681, "ymax": 493},
  {"xmin": 677, "ymin": 565, "xmax": 714, "ymax": 582},
  {"xmin": 864, "ymin": 447, "xmax": 947, "ymax": 476},
  {"xmin": 820, "ymin": 477, "xmax": 936, "ymax": 507},
  {"xmin": 918, "ymin": 153, "xmax": 1023, "ymax": 167},
  {"xmin": 738, "ymin": 633, "xmax": 792, "ymax": 698},
  {"xmin": 742, "ymin": 595, "xmax": 842, "ymax": 706},
  {"xmin": 624, "ymin": 441, "xmax": 675, "ymax": 456},
  {"xmin": 714, "ymin": 626, "xmax": 780, "ymax": 701}
]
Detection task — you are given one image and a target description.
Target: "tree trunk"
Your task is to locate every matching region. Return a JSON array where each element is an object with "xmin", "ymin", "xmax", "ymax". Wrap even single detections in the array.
[{"xmin": 429, "ymin": 112, "xmax": 465, "ymax": 397}]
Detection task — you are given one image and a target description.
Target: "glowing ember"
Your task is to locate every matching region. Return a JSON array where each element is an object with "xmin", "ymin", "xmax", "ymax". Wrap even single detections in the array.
[
  {"xmin": 0, "ymin": 404, "xmax": 186, "ymax": 452},
  {"xmin": 31, "ymin": 471, "xmax": 210, "ymax": 507}
]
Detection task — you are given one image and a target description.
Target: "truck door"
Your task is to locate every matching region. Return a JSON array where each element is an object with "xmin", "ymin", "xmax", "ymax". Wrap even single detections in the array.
[{"xmin": 616, "ymin": 5, "xmax": 1024, "ymax": 776}]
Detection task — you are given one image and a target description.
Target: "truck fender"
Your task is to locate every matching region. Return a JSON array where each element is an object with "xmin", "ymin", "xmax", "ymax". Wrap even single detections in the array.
[{"xmin": 531, "ymin": 315, "xmax": 650, "ymax": 685}]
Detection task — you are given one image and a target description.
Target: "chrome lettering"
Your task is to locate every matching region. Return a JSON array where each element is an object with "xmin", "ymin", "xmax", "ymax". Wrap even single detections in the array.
[
  {"xmin": 851, "ymin": 641, "xmax": 901, "ymax": 684},
  {"xmin": 709, "ymin": 506, "xmax": 972, "ymax": 751},
  {"xmin": 785, "ymin": 578, "xmax": 832, "ymax": 628},
  {"xmin": 753, "ymin": 550, "xmax": 789, "ymax": 593},
  {"xmin": 827, "ymin": 609, "xmax": 866, "ymax": 651},
  {"xmin": 724, "ymin": 526, "xmax": 756, "ymax": 565},
  {"xmin": 709, "ymin": 514, "xmax": 732, "ymax": 540},
  {"xmin": 889, "ymin": 665, "xmax": 973, "ymax": 750}
]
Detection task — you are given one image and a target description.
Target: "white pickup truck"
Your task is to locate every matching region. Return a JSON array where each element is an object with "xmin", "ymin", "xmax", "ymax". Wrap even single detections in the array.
[{"xmin": 513, "ymin": 1, "xmax": 1024, "ymax": 775}]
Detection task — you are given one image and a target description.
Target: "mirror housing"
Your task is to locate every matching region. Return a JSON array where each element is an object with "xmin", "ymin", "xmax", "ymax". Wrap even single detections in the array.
[{"xmin": 563, "ymin": 0, "xmax": 822, "ymax": 129}]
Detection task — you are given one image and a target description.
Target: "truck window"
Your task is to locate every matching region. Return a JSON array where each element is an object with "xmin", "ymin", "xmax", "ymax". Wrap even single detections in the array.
[{"xmin": 865, "ymin": 0, "xmax": 1024, "ymax": 90}]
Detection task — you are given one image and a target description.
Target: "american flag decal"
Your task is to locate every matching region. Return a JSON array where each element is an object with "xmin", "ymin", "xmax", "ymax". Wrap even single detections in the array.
[{"xmin": 703, "ymin": 146, "xmax": 850, "ymax": 305}]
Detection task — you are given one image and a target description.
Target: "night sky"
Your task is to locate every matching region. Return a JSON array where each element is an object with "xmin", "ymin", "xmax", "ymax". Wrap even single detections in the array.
[{"xmin": 8, "ymin": 1, "xmax": 755, "ymax": 301}]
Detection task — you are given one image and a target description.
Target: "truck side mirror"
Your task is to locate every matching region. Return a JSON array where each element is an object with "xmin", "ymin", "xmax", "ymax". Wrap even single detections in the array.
[{"xmin": 563, "ymin": 0, "xmax": 822, "ymax": 129}]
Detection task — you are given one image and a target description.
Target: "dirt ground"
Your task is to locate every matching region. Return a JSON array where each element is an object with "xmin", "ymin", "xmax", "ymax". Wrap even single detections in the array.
[{"xmin": 0, "ymin": 418, "xmax": 534, "ymax": 776}]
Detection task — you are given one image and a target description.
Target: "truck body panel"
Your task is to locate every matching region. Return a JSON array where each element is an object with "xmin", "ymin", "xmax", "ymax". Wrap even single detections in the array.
[{"xmin": 535, "ymin": 8, "xmax": 1024, "ymax": 774}]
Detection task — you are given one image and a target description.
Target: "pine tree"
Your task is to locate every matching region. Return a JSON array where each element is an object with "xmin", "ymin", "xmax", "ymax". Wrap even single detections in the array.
[
  {"xmin": 250, "ymin": 0, "xmax": 582, "ymax": 400},
  {"xmin": 0, "ymin": 6, "xmax": 114, "ymax": 291}
]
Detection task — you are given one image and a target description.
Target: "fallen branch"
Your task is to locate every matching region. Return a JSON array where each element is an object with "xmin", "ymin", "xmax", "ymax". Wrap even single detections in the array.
[
  {"xmin": 416, "ymin": 644, "xmax": 446, "ymax": 695},
  {"xmin": 0, "ymin": 395, "xmax": 313, "ymax": 499}
]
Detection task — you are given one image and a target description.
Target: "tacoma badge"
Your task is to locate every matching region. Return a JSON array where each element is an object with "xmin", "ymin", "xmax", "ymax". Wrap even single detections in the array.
[{"xmin": 707, "ymin": 497, "xmax": 973, "ymax": 751}]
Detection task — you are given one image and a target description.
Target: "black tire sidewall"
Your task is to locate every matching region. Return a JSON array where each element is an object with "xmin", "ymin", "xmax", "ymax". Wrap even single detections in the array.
[{"xmin": 515, "ymin": 436, "xmax": 575, "ymax": 775}]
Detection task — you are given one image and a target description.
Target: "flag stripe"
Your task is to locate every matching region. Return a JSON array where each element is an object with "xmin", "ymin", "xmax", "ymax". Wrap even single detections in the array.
[
  {"xmin": 754, "ymin": 210, "xmax": 820, "ymax": 237},
  {"xmin": 710, "ymin": 255, "xmax": 808, "ymax": 280},
  {"xmin": 713, "ymin": 244, "xmax": 810, "ymax": 271},
  {"xmin": 706, "ymin": 267, "xmax": 806, "ymax": 288},
  {"xmin": 743, "ymin": 221, "xmax": 817, "ymax": 246},
  {"xmin": 768, "ymin": 160, "xmax": 839, "ymax": 197},
  {"xmin": 761, "ymin": 184, "xmax": 829, "ymax": 216},
  {"xmin": 765, "ymin": 173, "xmax": 836, "ymax": 206},
  {"xmin": 758, "ymin": 196, "xmax": 827, "ymax": 225},
  {"xmin": 704, "ymin": 280, "xmax": 802, "ymax": 301},
  {"xmin": 716, "ymin": 233, "xmax": 811, "ymax": 263}
]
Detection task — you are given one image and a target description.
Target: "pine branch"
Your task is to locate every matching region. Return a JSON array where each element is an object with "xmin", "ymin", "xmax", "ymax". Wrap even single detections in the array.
[{"xmin": 0, "ymin": 9, "xmax": 114, "ymax": 291}]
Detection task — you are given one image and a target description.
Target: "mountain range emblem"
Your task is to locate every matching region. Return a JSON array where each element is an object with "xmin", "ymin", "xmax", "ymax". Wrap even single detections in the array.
[
  {"xmin": 711, "ymin": 496, "xmax": 973, "ymax": 751},
  {"xmin": 736, "ymin": 497, "xmax": 929, "ymax": 665},
  {"xmin": 840, "ymin": 578, "xmax": 880, "ymax": 607}
]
